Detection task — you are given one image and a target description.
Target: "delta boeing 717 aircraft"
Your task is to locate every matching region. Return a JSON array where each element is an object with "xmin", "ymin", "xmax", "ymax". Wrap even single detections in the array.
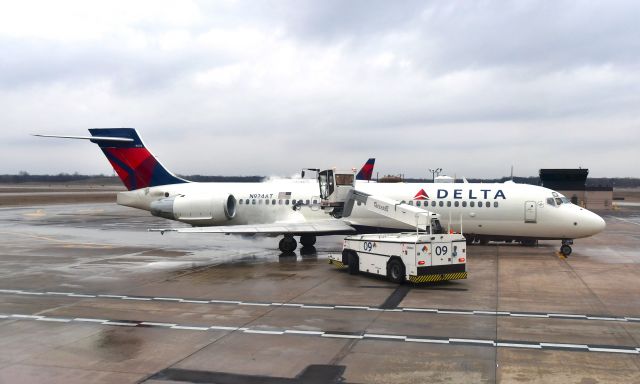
[{"xmin": 36, "ymin": 128, "xmax": 605, "ymax": 255}]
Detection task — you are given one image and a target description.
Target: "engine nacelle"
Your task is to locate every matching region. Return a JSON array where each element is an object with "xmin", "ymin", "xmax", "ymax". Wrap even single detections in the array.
[{"xmin": 150, "ymin": 194, "xmax": 237, "ymax": 225}]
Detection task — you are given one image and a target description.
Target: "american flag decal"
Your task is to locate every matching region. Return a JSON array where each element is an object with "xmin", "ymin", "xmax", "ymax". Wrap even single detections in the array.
[{"xmin": 278, "ymin": 192, "xmax": 292, "ymax": 199}]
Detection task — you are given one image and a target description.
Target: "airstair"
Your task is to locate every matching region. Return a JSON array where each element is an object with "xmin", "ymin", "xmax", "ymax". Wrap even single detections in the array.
[{"xmin": 308, "ymin": 168, "xmax": 443, "ymax": 234}]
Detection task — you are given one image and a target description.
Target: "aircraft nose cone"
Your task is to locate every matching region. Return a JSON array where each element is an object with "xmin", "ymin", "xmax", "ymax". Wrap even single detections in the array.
[{"xmin": 584, "ymin": 211, "xmax": 606, "ymax": 236}]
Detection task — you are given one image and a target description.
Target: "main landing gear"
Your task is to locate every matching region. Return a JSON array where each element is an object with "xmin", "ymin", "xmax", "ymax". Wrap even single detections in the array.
[
  {"xmin": 278, "ymin": 235, "xmax": 317, "ymax": 253},
  {"xmin": 560, "ymin": 240, "xmax": 573, "ymax": 256},
  {"xmin": 279, "ymin": 235, "xmax": 297, "ymax": 253},
  {"xmin": 300, "ymin": 234, "xmax": 316, "ymax": 247}
]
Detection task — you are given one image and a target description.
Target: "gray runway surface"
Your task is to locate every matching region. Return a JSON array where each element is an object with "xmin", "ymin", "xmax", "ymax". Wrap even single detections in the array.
[{"xmin": 0, "ymin": 203, "xmax": 639, "ymax": 383}]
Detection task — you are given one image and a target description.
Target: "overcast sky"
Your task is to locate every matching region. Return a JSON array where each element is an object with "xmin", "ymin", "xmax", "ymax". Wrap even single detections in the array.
[{"xmin": 1, "ymin": 0, "xmax": 639, "ymax": 178}]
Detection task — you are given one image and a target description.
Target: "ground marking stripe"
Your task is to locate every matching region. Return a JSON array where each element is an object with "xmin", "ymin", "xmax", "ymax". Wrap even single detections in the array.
[
  {"xmin": 140, "ymin": 322, "xmax": 176, "ymax": 327},
  {"xmin": 1, "ymin": 313, "xmax": 638, "ymax": 355},
  {"xmin": 0, "ymin": 289, "xmax": 637, "ymax": 324},
  {"xmin": 171, "ymin": 325, "xmax": 210, "ymax": 331}
]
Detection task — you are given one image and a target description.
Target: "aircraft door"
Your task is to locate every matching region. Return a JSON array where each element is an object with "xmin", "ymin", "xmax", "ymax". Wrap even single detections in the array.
[
  {"xmin": 318, "ymin": 170, "xmax": 335, "ymax": 200},
  {"xmin": 524, "ymin": 201, "xmax": 537, "ymax": 223}
]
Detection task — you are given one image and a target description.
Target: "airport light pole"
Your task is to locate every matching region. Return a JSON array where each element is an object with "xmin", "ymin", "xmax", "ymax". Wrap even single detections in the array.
[{"xmin": 429, "ymin": 168, "xmax": 442, "ymax": 183}]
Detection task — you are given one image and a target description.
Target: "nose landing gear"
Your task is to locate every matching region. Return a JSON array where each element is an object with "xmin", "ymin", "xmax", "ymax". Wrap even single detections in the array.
[{"xmin": 560, "ymin": 240, "xmax": 573, "ymax": 256}]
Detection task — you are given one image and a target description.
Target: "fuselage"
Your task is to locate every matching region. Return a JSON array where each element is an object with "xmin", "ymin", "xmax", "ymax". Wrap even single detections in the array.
[{"xmin": 117, "ymin": 179, "xmax": 606, "ymax": 241}]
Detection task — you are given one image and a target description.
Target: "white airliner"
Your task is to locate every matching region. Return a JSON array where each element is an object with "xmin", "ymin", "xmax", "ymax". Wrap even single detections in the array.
[{"xmin": 35, "ymin": 128, "xmax": 605, "ymax": 256}]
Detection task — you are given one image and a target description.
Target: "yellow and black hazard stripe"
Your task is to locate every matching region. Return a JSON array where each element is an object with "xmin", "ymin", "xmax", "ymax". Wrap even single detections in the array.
[
  {"xmin": 409, "ymin": 272, "xmax": 467, "ymax": 283},
  {"xmin": 328, "ymin": 259, "xmax": 347, "ymax": 269}
]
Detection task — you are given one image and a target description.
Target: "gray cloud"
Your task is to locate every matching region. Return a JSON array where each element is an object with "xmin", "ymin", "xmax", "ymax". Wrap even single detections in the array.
[{"xmin": 0, "ymin": 0, "xmax": 638, "ymax": 178}]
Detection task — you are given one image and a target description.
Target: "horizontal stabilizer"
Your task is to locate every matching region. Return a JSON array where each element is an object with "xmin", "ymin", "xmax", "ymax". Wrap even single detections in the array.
[{"xmin": 33, "ymin": 134, "xmax": 134, "ymax": 142}]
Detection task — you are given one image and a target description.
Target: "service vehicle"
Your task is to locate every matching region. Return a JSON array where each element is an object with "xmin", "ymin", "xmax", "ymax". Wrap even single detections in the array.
[
  {"xmin": 311, "ymin": 167, "xmax": 467, "ymax": 283},
  {"xmin": 330, "ymin": 232, "xmax": 467, "ymax": 283}
]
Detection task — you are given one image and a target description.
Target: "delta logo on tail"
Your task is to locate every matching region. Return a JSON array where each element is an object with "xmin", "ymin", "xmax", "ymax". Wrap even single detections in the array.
[
  {"xmin": 356, "ymin": 158, "xmax": 375, "ymax": 181},
  {"xmin": 414, "ymin": 189, "xmax": 429, "ymax": 200}
]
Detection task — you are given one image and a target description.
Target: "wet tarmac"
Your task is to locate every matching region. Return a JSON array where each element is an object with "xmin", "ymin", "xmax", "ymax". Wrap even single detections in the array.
[{"xmin": 0, "ymin": 202, "xmax": 639, "ymax": 383}]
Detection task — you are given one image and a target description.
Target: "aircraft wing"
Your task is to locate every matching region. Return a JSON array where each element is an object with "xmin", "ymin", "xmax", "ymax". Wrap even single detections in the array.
[{"xmin": 151, "ymin": 219, "xmax": 357, "ymax": 235}]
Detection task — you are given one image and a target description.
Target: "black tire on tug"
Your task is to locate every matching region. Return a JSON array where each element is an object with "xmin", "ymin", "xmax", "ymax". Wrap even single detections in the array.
[
  {"xmin": 560, "ymin": 244, "xmax": 572, "ymax": 256},
  {"xmin": 348, "ymin": 252, "xmax": 359, "ymax": 275},
  {"xmin": 300, "ymin": 234, "xmax": 316, "ymax": 247},
  {"xmin": 387, "ymin": 259, "xmax": 406, "ymax": 284}
]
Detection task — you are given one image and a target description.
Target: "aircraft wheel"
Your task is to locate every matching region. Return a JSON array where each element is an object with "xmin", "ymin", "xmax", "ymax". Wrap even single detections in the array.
[
  {"xmin": 348, "ymin": 252, "xmax": 359, "ymax": 275},
  {"xmin": 279, "ymin": 236, "xmax": 297, "ymax": 253},
  {"xmin": 300, "ymin": 234, "xmax": 316, "ymax": 247},
  {"xmin": 387, "ymin": 259, "xmax": 406, "ymax": 284},
  {"xmin": 560, "ymin": 244, "xmax": 572, "ymax": 256}
]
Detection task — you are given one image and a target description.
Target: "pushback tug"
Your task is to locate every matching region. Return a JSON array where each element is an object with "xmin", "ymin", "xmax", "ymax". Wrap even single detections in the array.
[{"xmin": 309, "ymin": 168, "xmax": 468, "ymax": 284}]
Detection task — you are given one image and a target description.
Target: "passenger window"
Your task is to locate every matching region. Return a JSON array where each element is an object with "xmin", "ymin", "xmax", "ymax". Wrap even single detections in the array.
[
  {"xmin": 470, "ymin": 201, "xmax": 475, "ymax": 207},
  {"xmin": 245, "ymin": 199, "xmax": 249, "ymax": 205},
  {"xmin": 494, "ymin": 201, "xmax": 498, "ymax": 208},
  {"xmin": 401, "ymin": 200, "xmax": 406, "ymax": 204},
  {"xmin": 252, "ymin": 199, "xmax": 256, "ymax": 205},
  {"xmin": 416, "ymin": 201, "xmax": 421, "ymax": 207},
  {"xmin": 265, "ymin": 199, "xmax": 269, "ymax": 205},
  {"xmin": 438, "ymin": 201, "xmax": 444, "ymax": 207},
  {"xmin": 285, "ymin": 200, "xmax": 290, "ymax": 205},
  {"xmin": 291, "ymin": 199, "xmax": 296, "ymax": 205},
  {"xmin": 278, "ymin": 199, "xmax": 283, "ymax": 205},
  {"xmin": 306, "ymin": 199, "xmax": 310, "ymax": 205},
  {"xmin": 478, "ymin": 202, "xmax": 483, "ymax": 207},
  {"xmin": 312, "ymin": 199, "xmax": 318, "ymax": 204},
  {"xmin": 239, "ymin": 199, "xmax": 243, "ymax": 205},
  {"xmin": 486, "ymin": 202, "xmax": 490, "ymax": 208},
  {"xmin": 431, "ymin": 201, "xmax": 436, "ymax": 207},
  {"xmin": 408, "ymin": 201, "xmax": 414, "ymax": 205},
  {"xmin": 462, "ymin": 201, "xmax": 467, "ymax": 207},
  {"xmin": 258, "ymin": 199, "xmax": 262, "ymax": 205},
  {"xmin": 447, "ymin": 201, "xmax": 451, "ymax": 207},
  {"xmin": 454, "ymin": 201, "xmax": 459, "ymax": 207},
  {"xmin": 272, "ymin": 199, "xmax": 276, "ymax": 205}
]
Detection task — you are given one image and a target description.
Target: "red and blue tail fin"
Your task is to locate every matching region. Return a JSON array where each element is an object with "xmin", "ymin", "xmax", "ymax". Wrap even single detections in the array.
[
  {"xmin": 356, "ymin": 158, "xmax": 375, "ymax": 181},
  {"xmin": 88, "ymin": 128, "xmax": 188, "ymax": 191}
]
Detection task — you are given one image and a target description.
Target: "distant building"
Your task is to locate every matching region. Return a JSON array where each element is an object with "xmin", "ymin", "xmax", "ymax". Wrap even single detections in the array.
[
  {"xmin": 378, "ymin": 175, "xmax": 403, "ymax": 183},
  {"xmin": 539, "ymin": 169, "xmax": 613, "ymax": 210}
]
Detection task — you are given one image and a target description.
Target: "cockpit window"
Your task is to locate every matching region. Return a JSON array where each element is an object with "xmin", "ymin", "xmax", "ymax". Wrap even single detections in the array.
[
  {"xmin": 560, "ymin": 197, "xmax": 571, "ymax": 204},
  {"xmin": 555, "ymin": 198, "xmax": 563, "ymax": 205},
  {"xmin": 546, "ymin": 198, "xmax": 556, "ymax": 206}
]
